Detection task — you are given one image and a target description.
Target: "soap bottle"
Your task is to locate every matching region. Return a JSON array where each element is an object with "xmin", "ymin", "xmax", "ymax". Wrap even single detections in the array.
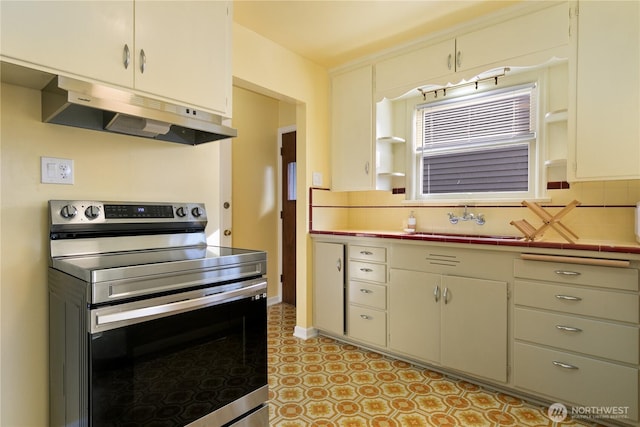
[{"xmin": 407, "ymin": 211, "xmax": 417, "ymax": 232}]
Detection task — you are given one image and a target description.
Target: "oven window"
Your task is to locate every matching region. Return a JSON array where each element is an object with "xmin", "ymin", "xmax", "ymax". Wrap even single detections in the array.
[{"xmin": 89, "ymin": 297, "xmax": 267, "ymax": 426}]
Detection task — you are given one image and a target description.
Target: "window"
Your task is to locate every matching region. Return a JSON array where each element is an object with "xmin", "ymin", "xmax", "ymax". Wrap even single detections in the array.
[{"xmin": 415, "ymin": 83, "xmax": 537, "ymax": 200}]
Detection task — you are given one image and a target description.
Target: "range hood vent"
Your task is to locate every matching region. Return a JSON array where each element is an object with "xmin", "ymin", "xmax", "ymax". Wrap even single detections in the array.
[{"xmin": 42, "ymin": 76, "xmax": 237, "ymax": 145}]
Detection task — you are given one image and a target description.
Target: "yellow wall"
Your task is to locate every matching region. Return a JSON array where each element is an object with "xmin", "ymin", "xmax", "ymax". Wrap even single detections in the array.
[
  {"xmin": 0, "ymin": 82, "xmax": 229, "ymax": 426},
  {"xmin": 231, "ymin": 86, "xmax": 280, "ymax": 298},
  {"xmin": 0, "ymin": 22, "xmax": 330, "ymax": 425},
  {"xmin": 233, "ymin": 23, "xmax": 330, "ymax": 330}
]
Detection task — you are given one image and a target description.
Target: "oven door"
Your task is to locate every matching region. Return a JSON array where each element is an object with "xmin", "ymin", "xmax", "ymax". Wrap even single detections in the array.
[{"xmin": 88, "ymin": 277, "xmax": 268, "ymax": 427}]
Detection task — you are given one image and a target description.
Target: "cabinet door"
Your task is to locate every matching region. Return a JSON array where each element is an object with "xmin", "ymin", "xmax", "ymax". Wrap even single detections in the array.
[
  {"xmin": 331, "ymin": 65, "xmax": 375, "ymax": 191},
  {"xmin": 389, "ymin": 269, "xmax": 440, "ymax": 362},
  {"xmin": 441, "ymin": 275, "xmax": 507, "ymax": 382},
  {"xmin": 568, "ymin": 1, "xmax": 640, "ymax": 180},
  {"xmin": 456, "ymin": 3, "xmax": 568, "ymax": 74},
  {"xmin": 375, "ymin": 39, "xmax": 455, "ymax": 100},
  {"xmin": 134, "ymin": 1, "xmax": 232, "ymax": 115},
  {"xmin": 313, "ymin": 242, "xmax": 345, "ymax": 335},
  {"xmin": 0, "ymin": 1, "xmax": 134, "ymax": 87}
]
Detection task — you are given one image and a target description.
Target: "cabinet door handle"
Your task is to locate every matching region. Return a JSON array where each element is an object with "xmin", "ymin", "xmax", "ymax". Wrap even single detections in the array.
[
  {"xmin": 447, "ymin": 53, "xmax": 452, "ymax": 70},
  {"xmin": 434, "ymin": 285, "xmax": 440, "ymax": 303},
  {"xmin": 554, "ymin": 270, "xmax": 581, "ymax": 276},
  {"xmin": 456, "ymin": 51, "xmax": 462, "ymax": 68},
  {"xmin": 552, "ymin": 360, "xmax": 579, "ymax": 370},
  {"xmin": 140, "ymin": 49, "xmax": 147, "ymax": 74},
  {"xmin": 336, "ymin": 258, "xmax": 342, "ymax": 272},
  {"xmin": 555, "ymin": 294, "xmax": 582, "ymax": 302},
  {"xmin": 360, "ymin": 250, "xmax": 373, "ymax": 256},
  {"xmin": 360, "ymin": 288, "xmax": 373, "ymax": 294},
  {"xmin": 360, "ymin": 314, "xmax": 371, "ymax": 320},
  {"xmin": 443, "ymin": 287, "xmax": 449, "ymax": 304},
  {"xmin": 365, "ymin": 161, "xmax": 370, "ymax": 175},
  {"xmin": 360, "ymin": 268, "xmax": 373, "ymax": 273},
  {"xmin": 123, "ymin": 44, "xmax": 130, "ymax": 69},
  {"xmin": 556, "ymin": 325, "xmax": 583, "ymax": 333}
]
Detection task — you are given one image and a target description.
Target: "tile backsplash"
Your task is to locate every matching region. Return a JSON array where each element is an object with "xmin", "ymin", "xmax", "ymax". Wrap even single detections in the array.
[{"xmin": 310, "ymin": 180, "xmax": 640, "ymax": 245}]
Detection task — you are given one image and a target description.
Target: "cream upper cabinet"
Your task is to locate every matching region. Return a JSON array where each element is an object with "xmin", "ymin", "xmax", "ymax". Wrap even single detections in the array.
[
  {"xmin": 568, "ymin": 1, "xmax": 640, "ymax": 181},
  {"xmin": 331, "ymin": 65, "xmax": 375, "ymax": 191},
  {"xmin": 134, "ymin": 1, "xmax": 232, "ymax": 115},
  {"xmin": 455, "ymin": 3, "xmax": 568, "ymax": 74},
  {"xmin": 375, "ymin": 39, "xmax": 455, "ymax": 100},
  {"xmin": 0, "ymin": 1, "xmax": 232, "ymax": 116},
  {"xmin": 0, "ymin": 1, "xmax": 134, "ymax": 88},
  {"xmin": 374, "ymin": 3, "xmax": 568, "ymax": 100}
]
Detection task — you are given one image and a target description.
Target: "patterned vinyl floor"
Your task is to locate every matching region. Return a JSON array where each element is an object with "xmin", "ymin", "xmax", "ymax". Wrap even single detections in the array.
[{"xmin": 267, "ymin": 303, "xmax": 597, "ymax": 427}]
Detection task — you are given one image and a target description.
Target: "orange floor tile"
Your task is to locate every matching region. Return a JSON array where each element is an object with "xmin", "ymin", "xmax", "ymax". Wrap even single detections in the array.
[{"xmin": 267, "ymin": 303, "xmax": 597, "ymax": 427}]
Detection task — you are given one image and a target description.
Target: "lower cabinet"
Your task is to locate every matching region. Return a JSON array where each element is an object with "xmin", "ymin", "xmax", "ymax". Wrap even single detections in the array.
[
  {"xmin": 313, "ymin": 242, "xmax": 345, "ymax": 336},
  {"xmin": 389, "ymin": 269, "xmax": 507, "ymax": 382},
  {"xmin": 312, "ymin": 236, "xmax": 640, "ymax": 425},
  {"xmin": 513, "ymin": 257, "xmax": 640, "ymax": 422},
  {"xmin": 347, "ymin": 244, "xmax": 388, "ymax": 346}
]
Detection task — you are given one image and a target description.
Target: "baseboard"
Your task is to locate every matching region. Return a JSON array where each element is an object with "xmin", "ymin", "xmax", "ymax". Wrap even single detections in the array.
[
  {"xmin": 293, "ymin": 325, "xmax": 318, "ymax": 340},
  {"xmin": 267, "ymin": 296, "xmax": 282, "ymax": 306}
]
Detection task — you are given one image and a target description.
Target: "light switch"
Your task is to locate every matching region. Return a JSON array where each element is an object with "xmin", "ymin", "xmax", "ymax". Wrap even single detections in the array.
[
  {"xmin": 41, "ymin": 157, "xmax": 74, "ymax": 184},
  {"xmin": 312, "ymin": 172, "xmax": 323, "ymax": 187}
]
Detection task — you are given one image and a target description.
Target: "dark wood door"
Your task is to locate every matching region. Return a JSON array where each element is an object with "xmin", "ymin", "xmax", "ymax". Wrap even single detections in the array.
[{"xmin": 281, "ymin": 131, "xmax": 297, "ymax": 305}]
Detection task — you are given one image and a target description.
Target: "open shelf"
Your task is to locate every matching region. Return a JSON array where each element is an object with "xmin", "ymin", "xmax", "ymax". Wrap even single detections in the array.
[{"xmin": 377, "ymin": 136, "xmax": 405, "ymax": 144}]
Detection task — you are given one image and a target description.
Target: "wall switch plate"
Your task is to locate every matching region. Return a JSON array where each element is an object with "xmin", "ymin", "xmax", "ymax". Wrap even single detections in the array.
[
  {"xmin": 41, "ymin": 157, "xmax": 74, "ymax": 184},
  {"xmin": 312, "ymin": 172, "xmax": 323, "ymax": 187}
]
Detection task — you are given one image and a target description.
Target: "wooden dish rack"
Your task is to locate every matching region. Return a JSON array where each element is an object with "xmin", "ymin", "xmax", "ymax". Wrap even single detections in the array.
[{"xmin": 510, "ymin": 200, "xmax": 581, "ymax": 243}]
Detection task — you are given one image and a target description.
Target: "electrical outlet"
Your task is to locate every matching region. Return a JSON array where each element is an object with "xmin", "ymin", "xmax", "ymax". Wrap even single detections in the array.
[{"xmin": 41, "ymin": 157, "xmax": 74, "ymax": 184}]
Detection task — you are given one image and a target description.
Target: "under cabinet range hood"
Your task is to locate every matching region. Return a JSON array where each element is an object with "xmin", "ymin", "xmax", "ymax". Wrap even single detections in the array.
[{"xmin": 42, "ymin": 76, "xmax": 237, "ymax": 145}]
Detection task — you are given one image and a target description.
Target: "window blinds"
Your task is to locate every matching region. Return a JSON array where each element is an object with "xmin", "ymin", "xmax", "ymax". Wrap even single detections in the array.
[{"xmin": 416, "ymin": 84, "xmax": 536, "ymax": 195}]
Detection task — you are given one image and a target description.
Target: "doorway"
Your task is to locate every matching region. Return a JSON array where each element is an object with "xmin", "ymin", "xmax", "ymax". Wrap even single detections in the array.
[{"xmin": 281, "ymin": 130, "xmax": 297, "ymax": 305}]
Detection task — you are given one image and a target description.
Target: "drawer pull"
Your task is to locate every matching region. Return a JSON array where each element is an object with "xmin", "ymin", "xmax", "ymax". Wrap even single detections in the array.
[
  {"xmin": 555, "ymin": 294, "xmax": 582, "ymax": 302},
  {"xmin": 360, "ymin": 288, "xmax": 373, "ymax": 294},
  {"xmin": 554, "ymin": 270, "xmax": 581, "ymax": 276},
  {"xmin": 434, "ymin": 285, "xmax": 440, "ymax": 303},
  {"xmin": 556, "ymin": 325, "xmax": 583, "ymax": 333},
  {"xmin": 336, "ymin": 258, "xmax": 342, "ymax": 272},
  {"xmin": 360, "ymin": 250, "xmax": 374, "ymax": 256},
  {"xmin": 360, "ymin": 314, "xmax": 371, "ymax": 320},
  {"xmin": 552, "ymin": 360, "xmax": 579, "ymax": 370},
  {"xmin": 360, "ymin": 268, "xmax": 373, "ymax": 273}
]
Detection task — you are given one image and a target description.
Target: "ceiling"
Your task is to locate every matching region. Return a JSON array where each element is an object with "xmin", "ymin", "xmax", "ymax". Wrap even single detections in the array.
[{"xmin": 233, "ymin": 1, "xmax": 520, "ymax": 69}]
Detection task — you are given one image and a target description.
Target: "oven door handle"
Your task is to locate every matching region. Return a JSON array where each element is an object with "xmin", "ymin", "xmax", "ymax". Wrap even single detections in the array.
[{"xmin": 93, "ymin": 279, "xmax": 266, "ymax": 331}]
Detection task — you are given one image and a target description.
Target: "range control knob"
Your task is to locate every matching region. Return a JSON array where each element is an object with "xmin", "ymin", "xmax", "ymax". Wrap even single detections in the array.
[
  {"xmin": 176, "ymin": 207, "xmax": 187, "ymax": 218},
  {"xmin": 60, "ymin": 205, "xmax": 78, "ymax": 219},
  {"xmin": 85, "ymin": 205, "xmax": 101, "ymax": 220},
  {"xmin": 191, "ymin": 207, "xmax": 204, "ymax": 218}
]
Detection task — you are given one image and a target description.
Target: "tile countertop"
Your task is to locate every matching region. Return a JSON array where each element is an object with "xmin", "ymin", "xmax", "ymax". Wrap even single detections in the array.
[{"xmin": 310, "ymin": 229, "xmax": 640, "ymax": 256}]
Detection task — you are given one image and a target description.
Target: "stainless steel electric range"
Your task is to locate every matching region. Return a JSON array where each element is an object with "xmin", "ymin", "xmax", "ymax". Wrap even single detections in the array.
[{"xmin": 47, "ymin": 200, "xmax": 268, "ymax": 427}]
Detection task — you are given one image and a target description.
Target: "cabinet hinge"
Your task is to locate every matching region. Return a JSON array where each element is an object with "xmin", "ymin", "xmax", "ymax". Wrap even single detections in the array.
[
  {"xmin": 507, "ymin": 365, "xmax": 511, "ymax": 379},
  {"xmin": 507, "ymin": 289, "xmax": 511, "ymax": 300}
]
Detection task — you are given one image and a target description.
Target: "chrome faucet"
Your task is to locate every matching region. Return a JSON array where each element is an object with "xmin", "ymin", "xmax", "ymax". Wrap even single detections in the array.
[{"xmin": 447, "ymin": 205, "xmax": 485, "ymax": 225}]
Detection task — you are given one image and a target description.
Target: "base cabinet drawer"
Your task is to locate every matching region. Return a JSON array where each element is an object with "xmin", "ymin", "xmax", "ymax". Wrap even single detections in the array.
[
  {"xmin": 350, "ymin": 245, "xmax": 386, "ymax": 263},
  {"xmin": 515, "ymin": 307, "xmax": 639, "ymax": 364},
  {"xmin": 348, "ymin": 282, "xmax": 386, "ymax": 310},
  {"xmin": 349, "ymin": 261, "xmax": 386, "ymax": 283},
  {"xmin": 348, "ymin": 305, "xmax": 386, "ymax": 347},
  {"xmin": 514, "ymin": 259, "xmax": 638, "ymax": 291},
  {"xmin": 515, "ymin": 280, "xmax": 639, "ymax": 323},
  {"xmin": 514, "ymin": 342, "xmax": 638, "ymax": 421}
]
